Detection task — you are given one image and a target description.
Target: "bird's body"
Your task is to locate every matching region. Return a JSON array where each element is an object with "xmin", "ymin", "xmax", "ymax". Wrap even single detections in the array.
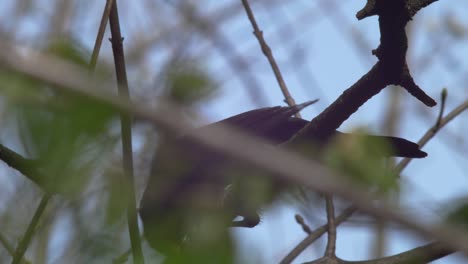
[{"xmin": 139, "ymin": 102, "xmax": 426, "ymax": 260}]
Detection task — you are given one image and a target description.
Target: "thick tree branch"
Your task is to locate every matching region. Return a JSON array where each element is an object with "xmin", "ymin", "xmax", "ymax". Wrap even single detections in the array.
[
  {"xmin": 292, "ymin": 0, "xmax": 437, "ymax": 142},
  {"xmin": 289, "ymin": 63, "xmax": 386, "ymax": 140},
  {"xmin": 357, "ymin": 0, "xmax": 440, "ymax": 20}
]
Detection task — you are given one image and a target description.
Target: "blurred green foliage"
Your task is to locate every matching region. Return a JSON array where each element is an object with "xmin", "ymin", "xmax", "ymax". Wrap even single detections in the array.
[
  {"xmin": 324, "ymin": 129, "xmax": 399, "ymax": 194},
  {"xmin": 45, "ymin": 38, "xmax": 90, "ymax": 68},
  {"xmin": 165, "ymin": 61, "xmax": 217, "ymax": 104},
  {"xmin": 444, "ymin": 197, "xmax": 468, "ymax": 230},
  {"xmin": 0, "ymin": 39, "xmax": 117, "ymax": 197}
]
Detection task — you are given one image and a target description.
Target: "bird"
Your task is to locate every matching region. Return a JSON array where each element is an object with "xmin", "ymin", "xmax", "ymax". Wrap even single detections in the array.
[{"xmin": 139, "ymin": 101, "xmax": 427, "ymax": 262}]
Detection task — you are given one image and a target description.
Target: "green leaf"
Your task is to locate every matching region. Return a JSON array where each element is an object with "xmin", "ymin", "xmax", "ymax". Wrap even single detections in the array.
[{"xmin": 14, "ymin": 93, "xmax": 117, "ymax": 196}]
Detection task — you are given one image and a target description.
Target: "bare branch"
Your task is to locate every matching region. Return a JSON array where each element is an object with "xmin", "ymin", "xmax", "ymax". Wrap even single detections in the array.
[
  {"xmin": 89, "ymin": 0, "xmax": 114, "ymax": 70},
  {"xmin": 113, "ymin": 248, "xmax": 131, "ymax": 264},
  {"xmin": 240, "ymin": 0, "xmax": 299, "ymax": 115},
  {"xmin": 11, "ymin": 194, "xmax": 51, "ymax": 264},
  {"xmin": 295, "ymin": 214, "xmax": 313, "ymax": 235},
  {"xmin": 396, "ymin": 97, "xmax": 468, "ymax": 173},
  {"xmin": 324, "ymin": 196, "xmax": 337, "ymax": 258},
  {"xmin": 0, "ymin": 144, "xmax": 40, "ymax": 186},
  {"xmin": 292, "ymin": 0, "xmax": 437, "ymax": 142},
  {"xmin": 281, "ymin": 207, "xmax": 356, "ymax": 264},
  {"xmin": 0, "ymin": 232, "xmax": 31, "ymax": 264},
  {"xmin": 305, "ymin": 241, "xmax": 451, "ymax": 264},
  {"xmin": 108, "ymin": 2, "xmax": 144, "ymax": 263}
]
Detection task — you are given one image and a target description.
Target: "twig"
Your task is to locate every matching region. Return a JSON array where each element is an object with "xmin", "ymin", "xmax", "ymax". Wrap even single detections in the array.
[
  {"xmin": 435, "ymin": 88, "xmax": 447, "ymax": 128},
  {"xmin": 396, "ymin": 97, "xmax": 467, "ymax": 173},
  {"xmin": 108, "ymin": 2, "xmax": 144, "ymax": 264},
  {"xmin": 89, "ymin": 0, "xmax": 114, "ymax": 70},
  {"xmin": 372, "ymin": 219, "xmax": 387, "ymax": 258},
  {"xmin": 324, "ymin": 196, "xmax": 337, "ymax": 258},
  {"xmin": 11, "ymin": 194, "xmax": 51, "ymax": 264},
  {"xmin": 295, "ymin": 214, "xmax": 312, "ymax": 235},
  {"xmin": 0, "ymin": 144, "xmax": 41, "ymax": 186},
  {"xmin": 0, "ymin": 114, "xmax": 60, "ymax": 264},
  {"xmin": 0, "ymin": 232, "xmax": 15, "ymax": 258},
  {"xmin": 281, "ymin": 207, "xmax": 356, "ymax": 264},
  {"xmin": 303, "ymin": 241, "xmax": 452, "ymax": 264},
  {"xmin": 0, "ymin": 232, "xmax": 31, "ymax": 264},
  {"xmin": 0, "ymin": 145, "xmax": 46, "ymax": 264},
  {"xmin": 2, "ymin": 45, "xmax": 468, "ymax": 258},
  {"xmin": 113, "ymin": 248, "xmax": 131, "ymax": 264},
  {"xmin": 240, "ymin": 0, "xmax": 299, "ymax": 116}
]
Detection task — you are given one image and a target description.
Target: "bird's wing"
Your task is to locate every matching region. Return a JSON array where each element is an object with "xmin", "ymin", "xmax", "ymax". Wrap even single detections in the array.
[{"xmin": 208, "ymin": 101, "xmax": 314, "ymax": 143}]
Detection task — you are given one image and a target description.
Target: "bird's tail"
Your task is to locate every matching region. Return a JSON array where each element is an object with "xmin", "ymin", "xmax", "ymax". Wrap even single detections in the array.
[{"xmin": 370, "ymin": 135, "xmax": 427, "ymax": 158}]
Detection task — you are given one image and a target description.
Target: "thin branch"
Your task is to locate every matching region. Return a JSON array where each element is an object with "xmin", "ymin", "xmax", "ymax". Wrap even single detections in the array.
[
  {"xmin": 295, "ymin": 214, "xmax": 312, "ymax": 235},
  {"xmin": 396, "ymin": 97, "xmax": 467, "ymax": 173},
  {"xmin": 0, "ymin": 232, "xmax": 15, "ymax": 258},
  {"xmin": 305, "ymin": 241, "xmax": 451, "ymax": 264},
  {"xmin": 435, "ymin": 88, "xmax": 447, "ymax": 128},
  {"xmin": 108, "ymin": 2, "xmax": 144, "ymax": 264},
  {"xmin": 11, "ymin": 194, "xmax": 51, "ymax": 264},
  {"xmin": 89, "ymin": 0, "xmax": 114, "ymax": 70},
  {"xmin": 0, "ymin": 232, "xmax": 31, "ymax": 264},
  {"xmin": 240, "ymin": 0, "xmax": 299, "ymax": 116},
  {"xmin": 281, "ymin": 207, "xmax": 356, "ymax": 264},
  {"xmin": 0, "ymin": 109, "xmax": 57, "ymax": 264},
  {"xmin": 113, "ymin": 248, "xmax": 131, "ymax": 264},
  {"xmin": 324, "ymin": 196, "xmax": 337, "ymax": 258},
  {"xmin": 2, "ymin": 45, "xmax": 468, "ymax": 258},
  {"xmin": 0, "ymin": 144, "xmax": 41, "ymax": 186},
  {"xmin": 372, "ymin": 219, "xmax": 387, "ymax": 259}
]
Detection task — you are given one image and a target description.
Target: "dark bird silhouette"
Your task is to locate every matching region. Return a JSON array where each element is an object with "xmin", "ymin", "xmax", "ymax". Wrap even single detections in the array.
[{"xmin": 140, "ymin": 102, "xmax": 426, "ymax": 261}]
